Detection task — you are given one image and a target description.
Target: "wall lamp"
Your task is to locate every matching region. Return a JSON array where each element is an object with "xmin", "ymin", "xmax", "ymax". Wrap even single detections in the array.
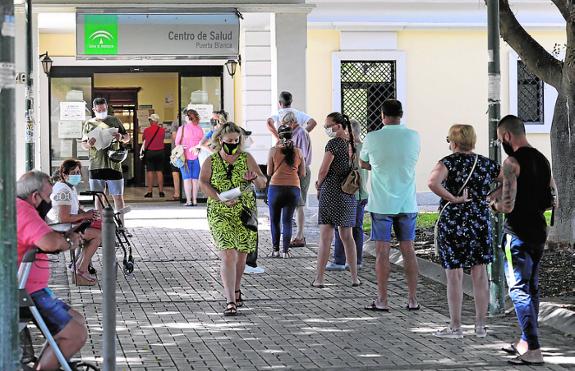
[
  {"xmin": 39, "ymin": 52, "xmax": 53, "ymax": 76},
  {"xmin": 225, "ymin": 55, "xmax": 241, "ymax": 77}
]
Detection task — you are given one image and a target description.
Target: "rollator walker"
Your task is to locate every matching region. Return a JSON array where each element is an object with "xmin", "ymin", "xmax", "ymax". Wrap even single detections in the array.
[
  {"xmin": 18, "ymin": 248, "xmax": 99, "ymax": 371},
  {"xmin": 80, "ymin": 190, "xmax": 135, "ymax": 274}
]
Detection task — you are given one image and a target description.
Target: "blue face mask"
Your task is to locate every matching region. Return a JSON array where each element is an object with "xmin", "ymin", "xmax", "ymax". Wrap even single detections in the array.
[{"xmin": 68, "ymin": 174, "xmax": 82, "ymax": 186}]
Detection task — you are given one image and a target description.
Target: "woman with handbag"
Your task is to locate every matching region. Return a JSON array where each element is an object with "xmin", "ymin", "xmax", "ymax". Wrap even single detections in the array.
[
  {"xmin": 175, "ymin": 109, "xmax": 205, "ymax": 206},
  {"xmin": 312, "ymin": 112, "xmax": 360, "ymax": 288},
  {"xmin": 141, "ymin": 114, "xmax": 166, "ymax": 198},
  {"xmin": 428, "ymin": 124, "xmax": 501, "ymax": 338},
  {"xmin": 267, "ymin": 118, "xmax": 306, "ymax": 258},
  {"xmin": 199, "ymin": 122, "xmax": 267, "ymax": 316}
]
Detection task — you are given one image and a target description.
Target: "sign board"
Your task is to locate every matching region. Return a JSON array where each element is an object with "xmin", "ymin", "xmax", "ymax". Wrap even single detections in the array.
[
  {"xmin": 76, "ymin": 12, "xmax": 239, "ymax": 58},
  {"xmin": 189, "ymin": 104, "xmax": 214, "ymax": 124},
  {"xmin": 60, "ymin": 101, "xmax": 86, "ymax": 121}
]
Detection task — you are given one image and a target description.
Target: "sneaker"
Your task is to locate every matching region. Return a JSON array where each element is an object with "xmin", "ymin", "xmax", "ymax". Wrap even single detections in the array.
[
  {"xmin": 244, "ymin": 265, "xmax": 265, "ymax": 274},
  {"xmin": 270, "ymin": 250, "xmax": 280, "ymax": 258},
  {"xmin": 433, "ymin": 327, "xmax": 463, "ymax": 339},
  {"xmin": 325, "ymin": 262, "xmax": 346, "ymax": 271},
  {"xmin": 475, "ymin": 325, "xmax": 487, "ymax": 338},
  {"xmin": 344, "ymin": 263, "xmax": 363, "ymax": 270}
]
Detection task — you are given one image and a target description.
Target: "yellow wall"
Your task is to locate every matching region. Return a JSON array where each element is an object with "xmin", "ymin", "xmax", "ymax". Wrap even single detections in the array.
[
  {"xmin": 307, "ymin": 29, "xmax": 340, "ymax": 184},
  {"xmin": 39, "ymin": 33, "xmax": 75, "ymax": 56},
  {"xmin": 93, "ymin": 73, "xmax": 179, "ymax": 126}
]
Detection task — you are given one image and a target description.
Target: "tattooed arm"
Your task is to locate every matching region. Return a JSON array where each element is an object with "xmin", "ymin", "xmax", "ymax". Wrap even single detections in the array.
[{"xmin": 492, "ymin": 157, "xmax": 519, "ymax": 213}]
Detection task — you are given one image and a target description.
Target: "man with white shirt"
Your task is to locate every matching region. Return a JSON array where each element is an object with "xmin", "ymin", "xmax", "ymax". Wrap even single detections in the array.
[{"xmin": 266, "ymin": 91, "xmax": 317, "ymax": 140}]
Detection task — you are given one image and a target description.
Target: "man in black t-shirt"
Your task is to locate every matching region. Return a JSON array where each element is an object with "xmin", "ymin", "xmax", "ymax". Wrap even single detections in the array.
[
  {"xmin": 491, "ymin": 114, "xmax": 557, "ymax": 366},
  {"xmin": 81, "ymin": 97, "xmax": 130, "ymax": 216}
]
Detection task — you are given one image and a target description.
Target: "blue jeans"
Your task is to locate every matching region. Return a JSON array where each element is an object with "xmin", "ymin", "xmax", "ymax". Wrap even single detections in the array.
[
  {"xmin": 503, "ymin": 234, "xmax": 544, "ymax": 350},
  {"xmin": 268, "ymin": 185, "xmax": 300, "ymax": 252},
  {"xmin": 333, "ymin": 198, "xmax": 367, "ymax": 265}
]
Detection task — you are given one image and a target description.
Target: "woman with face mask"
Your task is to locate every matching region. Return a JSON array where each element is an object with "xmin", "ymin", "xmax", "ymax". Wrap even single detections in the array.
[
  {"xmin": 199, "ymin": 122, "xmax": 267, "ymax": 316},
  {"xmin": 175, "ymin": 109, "xmax": 205, "ymax": 206},
  {"xmin": 48, "ymin": 159, "xmax": 102, "ymax": 286},
  {"xmin": 313, "ymin": 112, "xmax": 361, "ymax": 288}
]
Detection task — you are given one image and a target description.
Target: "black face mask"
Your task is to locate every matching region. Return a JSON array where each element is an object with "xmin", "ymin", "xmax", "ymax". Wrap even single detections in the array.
[
  {"xmin": 502, "ymin": 141, "xmax": 514, "ymax": 156},
  {"xmin": 222, "ymin": 142, "xmax": 239, "ymax": 155},
  {"xmin": 36, "ymin": 199, "xmax": 52, "ymax": 220},
  {"xmin": 210, "ymin": 118, "xmax": 219, "ymax": 126}
]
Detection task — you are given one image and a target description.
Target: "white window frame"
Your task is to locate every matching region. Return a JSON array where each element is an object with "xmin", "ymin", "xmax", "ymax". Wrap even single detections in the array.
[
  {"xmin": 332, "ymin": 51, "xmax": 407, "ymax": 123},
  {"xmin": 508, "ymin": 51, "xmax": 556, "ymax": 134}
]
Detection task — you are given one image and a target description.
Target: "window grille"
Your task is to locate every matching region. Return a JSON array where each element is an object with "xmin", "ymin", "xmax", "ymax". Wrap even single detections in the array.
[
  {"xmin": 517, "ymin": 60, "xmax": 544, "ymax": 125},
  {"xmin": 340, "ymin": 61, "xmax": 396, "ymax": 138}
]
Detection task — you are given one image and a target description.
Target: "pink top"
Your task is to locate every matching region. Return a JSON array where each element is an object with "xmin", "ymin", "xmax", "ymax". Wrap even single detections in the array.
[
  {"xmin": 17, "ymin": 198, "xmax": 53, "ymax": 294},
  {"xmin": 175, "ymin": 123, "xmax": 205, "ymax": 160}
]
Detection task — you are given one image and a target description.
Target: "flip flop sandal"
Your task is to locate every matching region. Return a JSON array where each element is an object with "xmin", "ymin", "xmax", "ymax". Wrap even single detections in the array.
[
  {"xmin": 364, "ymin": 301, "xmax": 389, "ymax": 312},
  {"xmin": 223, "ymin": 302, "xmax": 237, "ymax": 316},
  {"xmin": 406, "ymin": 304, "xmax": 421, "ymax": 311},
  {"xmin": 310, "ymin": 281, "xmax": 324, "ymax": 288},
  {"xmin": 501, "ymin": 343, "xmax": 518, "ymax": 355},
  {"xmin": 508, "ymin": 355, "xmax": 544, "ymax": 365},
  {"xmin": 235, "ymin": 290, "xmax": 244, "ymax": 307}
]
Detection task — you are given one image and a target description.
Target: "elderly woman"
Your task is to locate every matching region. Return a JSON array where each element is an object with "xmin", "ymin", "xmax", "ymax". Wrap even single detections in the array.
[
  {"xmin": 175, "ymin": 108, "xmax": 205, "ymax": 206},
  {"xmin": 326, "ymin": 119, "xmax": 369, "ymax": 271},
  {"xmin": 428, "ymin": 124, "xmax": 501, "ymax": 338},
  {"xmin": 48, "ymin": 159, "xmax": 101, "ymax": 286},
  {"xmin": 267, "ymin": 118, "xmax": 306, "ymax": 258},
  {"xmin": 313, "ymin": 112, "xmax": 360, "ymax": 288},
  {"xmin": 199, "ymin": 122, "xmax": 267, "ymax": 316}
]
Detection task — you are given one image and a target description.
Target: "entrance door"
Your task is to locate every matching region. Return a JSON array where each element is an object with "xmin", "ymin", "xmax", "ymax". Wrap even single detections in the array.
[{"xmin": 92, "ymin": 88, "xmax": 141, "ymax": 185}]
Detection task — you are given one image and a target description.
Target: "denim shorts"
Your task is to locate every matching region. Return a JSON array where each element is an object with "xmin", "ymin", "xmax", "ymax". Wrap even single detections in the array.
[
  {"xmin": 30, "ymin": 288, "xmax": 72, "ymax": 335},
  {"xmin": 89, "ymin": 178, "xmax": 124, "ymax": 196},
  {"xmin": 180, "ymin": 159, "xmax": 200, "ymax": 180},
  {"xmin": 370, "ymin": 212, "xmax": 417, "ymax": 242}
]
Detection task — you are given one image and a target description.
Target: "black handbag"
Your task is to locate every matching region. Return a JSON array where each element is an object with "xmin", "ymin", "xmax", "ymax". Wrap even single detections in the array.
[{"xmin": 240, "ymin": 205, "xmax": 258, "ymax": 232}]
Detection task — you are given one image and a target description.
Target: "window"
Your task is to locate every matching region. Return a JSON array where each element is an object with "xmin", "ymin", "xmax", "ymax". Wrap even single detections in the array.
[
  {"xmin": 340, "ymin": 61, "xmax": 396, "ymax": 138},
  {"xmin": 517, "ymin": 60, "xmax": 544, "ymax": 125}
]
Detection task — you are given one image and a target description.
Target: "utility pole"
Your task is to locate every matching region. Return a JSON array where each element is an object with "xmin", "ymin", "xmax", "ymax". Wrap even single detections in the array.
[
  {"xmin": 0, "ymin": 1, "xmax": 20, "ymax": 369},
  {"xmin": 25, "ymin": 0, "xmax": 34, "ymax": 170},
  {"xmin": 487, "ymin": 0, "xmax": 506, "ymax": 315}
]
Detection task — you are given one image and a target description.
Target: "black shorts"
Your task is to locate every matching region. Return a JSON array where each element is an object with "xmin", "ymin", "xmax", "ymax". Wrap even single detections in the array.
[{"xmin": 144, "ymin": 150, "xmax": 165, "ymax": 172}]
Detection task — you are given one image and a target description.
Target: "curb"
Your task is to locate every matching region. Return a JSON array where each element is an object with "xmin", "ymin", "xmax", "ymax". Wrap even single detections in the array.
[{"xmin": 363, "ymin": 240, "xmax": 575, "ymax": 337}]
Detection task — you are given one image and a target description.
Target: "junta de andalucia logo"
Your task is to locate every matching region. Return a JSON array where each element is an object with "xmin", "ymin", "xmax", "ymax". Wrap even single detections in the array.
[{"xmin": 85, "ymin": 15, "xmax": 118, "ymax": 55}]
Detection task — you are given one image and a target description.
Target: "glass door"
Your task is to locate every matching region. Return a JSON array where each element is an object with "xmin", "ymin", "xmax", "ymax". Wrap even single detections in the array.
[{"xmin": 180, "ymin": 76, "xmax": 223, "ymax": 131}]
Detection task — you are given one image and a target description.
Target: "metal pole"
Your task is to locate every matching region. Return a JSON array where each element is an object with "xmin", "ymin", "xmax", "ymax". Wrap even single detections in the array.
[
  {"xmin": 24, "ymin": 0, "xmax": 34, "ymax": 171},
  {"xmin": 487, "ymin": 0, "xmax": 506, "ymax": 315},
  {"xmin": 0, "ymin": 1, "xmax": 19, "ymax": 369},
  {"xmin": 102, "ymin": 207, "xmax": 116, "ymax": 371}
]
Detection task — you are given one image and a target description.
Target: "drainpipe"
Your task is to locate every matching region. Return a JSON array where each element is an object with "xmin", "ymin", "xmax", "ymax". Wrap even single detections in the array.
[
  {"xmin": 0, "ymin": 0, "xmax": 19, "ymax": 369},
  {"xmin": 487, "ymin": 0, "xmax": 506, "ymax": 315},
  {"xmin": 25, "ymin": 0, "xmax": 33, "ymax": 171}
]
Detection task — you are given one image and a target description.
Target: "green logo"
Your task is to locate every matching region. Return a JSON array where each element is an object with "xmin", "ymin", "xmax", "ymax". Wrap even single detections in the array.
[{"xmin": 84, "ymin": 15, "xmax": 118, "ymax": 55}]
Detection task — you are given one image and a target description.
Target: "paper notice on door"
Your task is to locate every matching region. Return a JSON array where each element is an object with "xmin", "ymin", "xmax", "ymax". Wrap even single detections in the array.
[
  {"xmin": 58, "ymin": 121, "xmax": 83, "ymax": 138},
  {"xmin": 86, "ymin": 127, "xmax": 119, "ymax": 150},
  {"xmin": 60, "ymin": 101, "xmax": 86, "ymax": 121},
  {"xmin": 189, "ymin": 104, "xmax": 213, "ymax": 123},
  {"xmin": 60, "ymin": 140, "xmax": 73, "ymax": 158}
]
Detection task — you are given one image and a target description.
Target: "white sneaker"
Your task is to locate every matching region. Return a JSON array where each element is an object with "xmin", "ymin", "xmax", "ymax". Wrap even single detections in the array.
[
  {"xmin": 244, "ymin": 265, "xmax": 265, "ymax": 274},
  {"xmin": 475, "ymin": 325, "xmax": 487, "ymax": 338},
  {"xmin": 433, "ymin": 327, "xmax": 463, "ymax": 339}
]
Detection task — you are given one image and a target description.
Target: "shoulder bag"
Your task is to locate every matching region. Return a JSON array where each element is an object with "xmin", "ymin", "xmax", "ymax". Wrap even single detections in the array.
[
  {"xmin": 341, "ymin": 152, "xmax": 361, "ymax": 195},
  {"xmin": 170, "ymin": 125, "xmax": 186, "ymax": 168},
  {"xmin": 433, "ymin": 154, "xmax": 479, "ymax": 255},
  {"xmin": 139, "ymin": 125, "xmax": 161, "ymax": 161}
]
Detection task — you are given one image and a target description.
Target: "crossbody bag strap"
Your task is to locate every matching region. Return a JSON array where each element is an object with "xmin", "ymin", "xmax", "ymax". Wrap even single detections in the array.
[
  {"xmin": 144, "ymin": 126, "xmax": 161, "ymax": 151},
  {"xmin": 456, "ymin": 154, "xmax": 479, "ymax": 195}
]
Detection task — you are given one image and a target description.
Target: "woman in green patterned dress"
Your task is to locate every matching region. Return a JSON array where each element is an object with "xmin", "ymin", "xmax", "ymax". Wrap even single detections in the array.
[{"xmin": 199, "ymin": 122, "xmax": 267, "ymax": 316}]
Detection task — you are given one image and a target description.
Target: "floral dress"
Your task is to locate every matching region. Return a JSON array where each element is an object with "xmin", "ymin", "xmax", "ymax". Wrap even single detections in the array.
[
  {"xmin": 318, "ymin": 137, "xmax": 357, "ymax": 227},
  {"xmin": 207, "ymin": 152, "xmax": 257, "ymax": 253},
  {"xmin": 437, "ymin": 153, "xmax": 500, "ymax": 269}
]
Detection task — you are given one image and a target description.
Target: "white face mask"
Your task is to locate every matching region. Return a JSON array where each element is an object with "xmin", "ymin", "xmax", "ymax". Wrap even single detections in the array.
[
  {"xmin": 95, "ymin": 111, "xmax": 107, "ymax": 120},
  {"xmin": 324, "ymin": 126, "xmax": 336, "ymax": 138}
]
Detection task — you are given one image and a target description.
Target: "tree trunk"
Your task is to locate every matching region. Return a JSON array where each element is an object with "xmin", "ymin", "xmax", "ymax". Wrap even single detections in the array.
[{"xmin": 548, "ymin": 94, "xmax": 575, "ymax": 246}]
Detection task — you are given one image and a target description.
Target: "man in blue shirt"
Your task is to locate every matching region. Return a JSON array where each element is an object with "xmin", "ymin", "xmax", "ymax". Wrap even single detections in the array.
[{"xmin": 360, "ymin": 99, "xmax": 421, "ymax": 312}]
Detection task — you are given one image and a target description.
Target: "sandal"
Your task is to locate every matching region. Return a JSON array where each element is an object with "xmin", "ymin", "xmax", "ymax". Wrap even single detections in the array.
[
  {"xmin": 223, "ymin": 302, "xmax": 237, "ymax": 316},
  {"xmin": 281, "ymin": 250, "xmax": 292, "ymax": 259},
  {"xmin": 74, "ymin": 270, "xmax": 96, "ymax": 286},
  {"xmin": 235, "ymin": 290, "xmax": 244, "ymax": 307},
  {"xmin": 364, "ymin": 300, "xmax": 389, "ymax": 312},
  {"xmin": 289, "ymin": 237, "xmax": 306, "ymax": 248},
  {"xmin": 271, "ymin": 249, "xmax": 280, "ymax": 258}
]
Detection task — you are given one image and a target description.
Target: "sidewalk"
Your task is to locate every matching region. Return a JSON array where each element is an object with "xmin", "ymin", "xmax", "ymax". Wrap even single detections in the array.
[{"xmin": 48, "ymin": 202, "xmax": 575, "ymax": 370}]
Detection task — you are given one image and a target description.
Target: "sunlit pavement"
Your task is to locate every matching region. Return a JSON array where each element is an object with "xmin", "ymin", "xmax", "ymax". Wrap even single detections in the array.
[{"xmin": 47, "ymin": 202, "xmax": 575, "ymax": 370}]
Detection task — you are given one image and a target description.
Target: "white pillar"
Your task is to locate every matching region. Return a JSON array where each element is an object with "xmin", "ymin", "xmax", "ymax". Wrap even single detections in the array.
[
  {"xmin": 14, "ymin": 7, "xmax": 26, "ymax": 177},
  {"xmin": 271, "ymin": 13, "xmax": 308, "ymax": 112}
]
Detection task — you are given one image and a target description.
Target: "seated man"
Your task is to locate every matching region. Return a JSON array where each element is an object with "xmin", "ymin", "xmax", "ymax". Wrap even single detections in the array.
[{"xmin": 17, "ymin": 170, "xmax": 87, "ymax": 370}]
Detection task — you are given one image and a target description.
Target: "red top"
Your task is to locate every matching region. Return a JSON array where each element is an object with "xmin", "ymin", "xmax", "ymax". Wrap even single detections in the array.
[{"xmin": 143, "ymin": 124, "xmax": 166, "ymax": 151}]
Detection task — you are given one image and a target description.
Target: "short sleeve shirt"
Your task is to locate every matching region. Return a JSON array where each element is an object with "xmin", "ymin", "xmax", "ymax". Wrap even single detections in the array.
[
  {"xmin": 82, "ymin": 116, "xmax": 127, "ymax": 174},
  {"xmin": 47, "ymin": 182, "xmax": 79, "ymax": 231},
  {"xmin": 360, "ymin": 124, "xmax": 421, "ymax": 214},
  {"xmin": 143, "ymin": 124, "xmax": 166, "ymax": 151},
  {"xmin": 291, "ymin": 126, "xmax": 312, "ymax": 167},
  {"xmin": 17, "ymin": 198, "xmax": 53, "ymax": 294},
  {"xmin": 176, "ymin": 123, "xmax": 205, "ymax": 160},
  {"xmin": 271, "ymin": 108, "xmax": 312, "ymax": 128}
]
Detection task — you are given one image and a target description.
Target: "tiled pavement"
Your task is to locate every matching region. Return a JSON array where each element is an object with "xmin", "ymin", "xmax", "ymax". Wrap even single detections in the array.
[{"xmin": 44, "ymin": 202, "xmax": 575, "ymax": 370}]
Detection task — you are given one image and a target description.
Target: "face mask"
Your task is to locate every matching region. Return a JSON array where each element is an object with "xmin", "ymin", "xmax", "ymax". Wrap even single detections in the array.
[
  {"xmin": 324, "ymin": 126, "xmax": 336, "ymax": 138},
  {"xmin": 210, "ymin": 118, "xmax": 219, "ymax": 126},
  {"xmin": 36, "ymin": 197, "xmax": 52, "ymax": 220},
  {"xmin": 222, "ymin": 141, "xmax": 239, "ymax": 155},
  {"xmin": 95, "ymin": 111, "xmax": 107, "ymax": 120},
  {"xmin": 67, "ymin": 174, "xmax": 82, "ymax": 186},
  {"xmin": 502, "ymin": 141, "xmax": 514, "ymax": 156}
]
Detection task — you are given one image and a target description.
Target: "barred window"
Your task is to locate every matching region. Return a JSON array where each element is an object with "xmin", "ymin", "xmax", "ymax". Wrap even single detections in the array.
[
  {"xmin": 340, "ymin": 61, "xmax": 396, "ymax": 138},
  {"xmin": 517, "ymin": 60, "xmax": 544, "ymax": 125}
]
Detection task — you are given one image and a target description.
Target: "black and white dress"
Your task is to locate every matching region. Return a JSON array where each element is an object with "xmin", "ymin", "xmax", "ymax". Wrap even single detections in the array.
[{"xmin": 318, "ymin": 137, "xmax": 357, "ymax": 227}]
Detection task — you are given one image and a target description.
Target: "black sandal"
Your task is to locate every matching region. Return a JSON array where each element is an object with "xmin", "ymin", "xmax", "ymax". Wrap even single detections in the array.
[
  {"xmin": 223, "ymin": 302, "xmax": 237, "ymax": 316},
  {"xmin": 235, "ymin": 290, "xmax": 244, "ymax": 307}
]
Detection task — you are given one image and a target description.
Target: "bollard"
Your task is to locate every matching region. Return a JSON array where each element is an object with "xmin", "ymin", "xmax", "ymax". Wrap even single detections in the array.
[{"xmin": 102, "ymin": 207, "xmax": 116, "ymax": 371}]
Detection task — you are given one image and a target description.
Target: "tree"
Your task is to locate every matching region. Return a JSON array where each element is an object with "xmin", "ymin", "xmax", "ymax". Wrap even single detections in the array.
[{"xmin": 499, "ymin": 0, "xmax": 575, "ymax": 245}]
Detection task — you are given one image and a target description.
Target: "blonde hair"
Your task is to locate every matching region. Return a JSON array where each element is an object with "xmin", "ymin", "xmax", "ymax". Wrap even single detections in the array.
[
  {"xmin": 210, "ymin": 122, "xmax": 245, "ymax": 152},
  {"xmin": 448, "ymin": 124, "xmax": 476, "ymax": 151},
  {"xmin": 280, "ymin": 111, "xmax": 297, "ymax": 126}
]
